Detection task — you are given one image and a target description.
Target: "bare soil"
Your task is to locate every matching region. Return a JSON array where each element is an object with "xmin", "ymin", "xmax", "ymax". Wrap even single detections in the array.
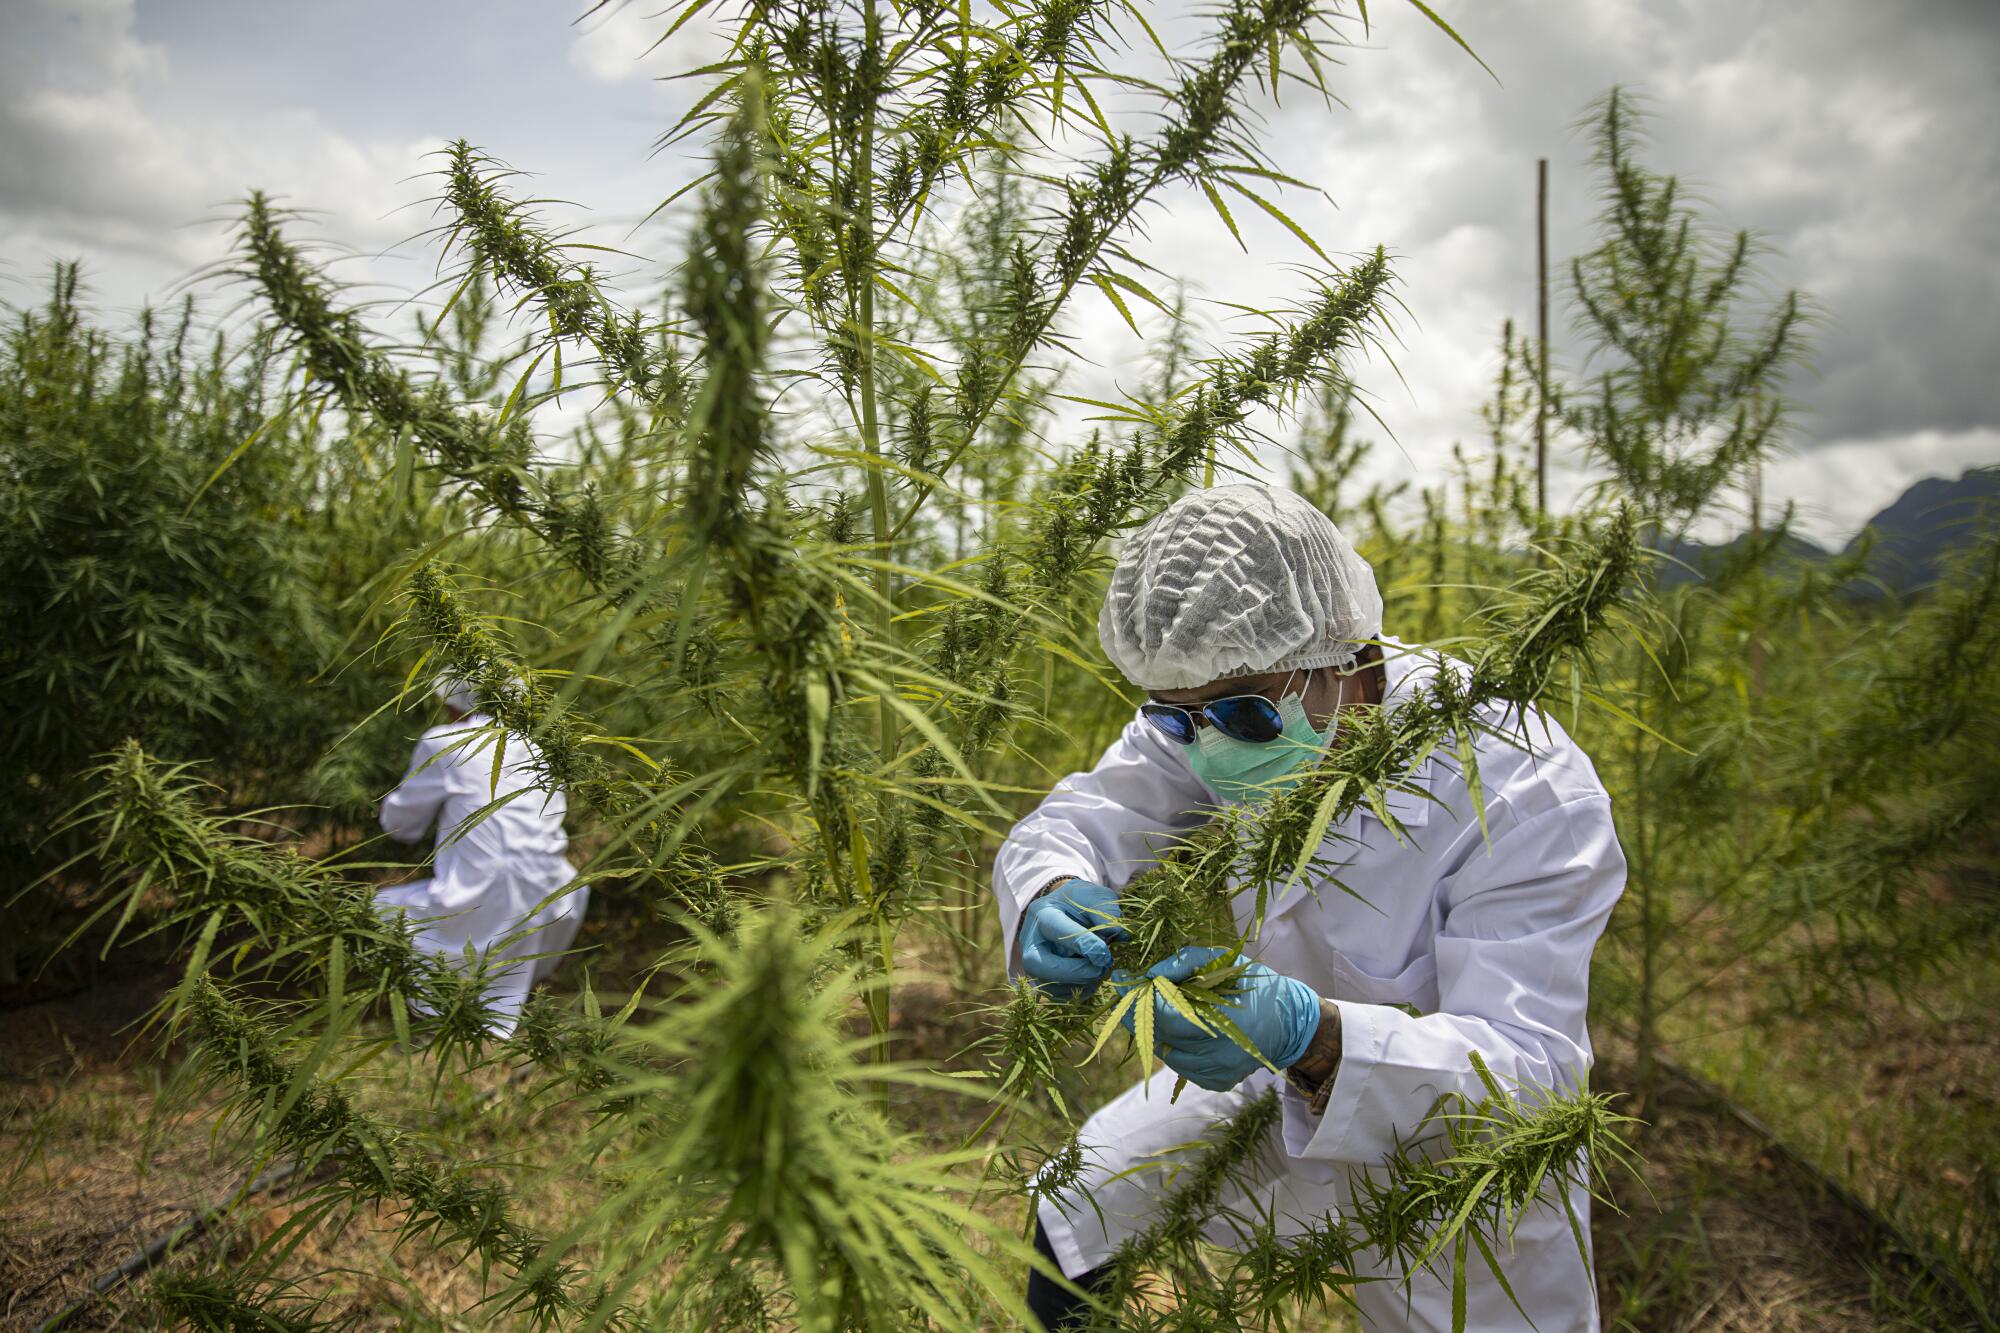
[
  {"xmin": 1, "ymin": 957, "xmax": 228, "ymax": 1331},
  {"xmin": 1590, "ymin": 1032, "xmax": 1927, "ymax": 1332},
  {"xmin": 1, "ymin": 913, "xmax": 1981, "ymax": 1331}
]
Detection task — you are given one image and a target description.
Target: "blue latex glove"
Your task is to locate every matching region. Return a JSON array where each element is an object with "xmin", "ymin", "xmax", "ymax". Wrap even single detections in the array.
[
  {"xmin": 1018, "ymin": 879, "xmax": 1126, "ymax": 998},
  {"xmin": 1121, "ymin": 947, "xmax": 1322, "ymax": 1091}
]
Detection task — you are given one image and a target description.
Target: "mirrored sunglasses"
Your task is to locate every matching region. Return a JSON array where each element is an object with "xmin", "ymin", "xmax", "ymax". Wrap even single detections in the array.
[{"xmin": 1139, "ymin": 693, "xmax": 1286, "ymax": 746}]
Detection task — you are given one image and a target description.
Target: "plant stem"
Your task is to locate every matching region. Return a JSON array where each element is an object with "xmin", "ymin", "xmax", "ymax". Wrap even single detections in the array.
[
  {"xmin": 890, "ymin": 0, "xmax": 1312, "ymax": 539},
  {"xmin": 855, "ymin": 0, "xmax": 898, "ymax": 1078},
  {"xmin": 1632, "ymin": 655, "xmax": 1659, "ymax": 1106},
  {"xmin": 856, "ymin": 1, "xmax": 899, "ymax": 769}
]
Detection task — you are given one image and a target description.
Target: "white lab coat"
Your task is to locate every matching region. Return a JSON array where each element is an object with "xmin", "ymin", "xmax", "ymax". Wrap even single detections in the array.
[
  {"xmin": 378, "ymin": 714, "xmax": 589, "ymax": 1036},
  {"xmin": 994, "ymin": 639, "xmax": 1624, "ymax": 1331}
]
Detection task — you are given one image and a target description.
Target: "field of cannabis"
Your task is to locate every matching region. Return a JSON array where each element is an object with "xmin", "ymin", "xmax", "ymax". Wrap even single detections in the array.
[{"xmin": 4, "ymin": 0, "xmax": 1998, "ymax": 1329}]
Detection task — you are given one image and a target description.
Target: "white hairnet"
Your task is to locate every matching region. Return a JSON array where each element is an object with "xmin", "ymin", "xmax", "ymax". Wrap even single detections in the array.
[
  {"xmin": 1098, "ymin": 484, "xmax": 1383, "ymax": 690},
  {"xmin": 432, "ymin": 673, "xmax": 480, "ymax": 714}
]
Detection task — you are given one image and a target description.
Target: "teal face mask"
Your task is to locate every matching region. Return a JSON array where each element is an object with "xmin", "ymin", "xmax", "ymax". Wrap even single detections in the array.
[{"xmin": 1187, "ymin": 688, "xmax": 1337, "ymax": 804}]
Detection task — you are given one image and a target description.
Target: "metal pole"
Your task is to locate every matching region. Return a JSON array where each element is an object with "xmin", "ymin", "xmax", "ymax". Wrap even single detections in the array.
[
  {"xmin": 1750, "ymin": 459, "xmax": 1766, "ymax": 696},
  {"xmin": 1535, "ymin": 156, "xmax": 1549, "ymax": 519}
]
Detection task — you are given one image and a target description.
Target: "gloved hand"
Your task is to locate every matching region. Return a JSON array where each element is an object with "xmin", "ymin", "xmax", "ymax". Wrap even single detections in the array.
[
  {"xmin": 1121, "ymin": 947, "xmax": 1322, "ymax": 1091},
  {"xmin": 1018, "ymin": 879, "xmax": 1126, "ymax": 998}
]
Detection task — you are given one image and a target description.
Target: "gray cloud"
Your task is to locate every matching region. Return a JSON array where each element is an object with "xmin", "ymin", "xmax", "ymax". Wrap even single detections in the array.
[
  {"xmin": 1103, "ymin": 0, "xmax": 2000, "ymax": 539},
  {"xmin": 1326, "ymin": 0, "xmax": 2000, "ymax": 449},
  {"xmin": 2, "ymin": 0, "xmax": 1993, "ymax": 545}
]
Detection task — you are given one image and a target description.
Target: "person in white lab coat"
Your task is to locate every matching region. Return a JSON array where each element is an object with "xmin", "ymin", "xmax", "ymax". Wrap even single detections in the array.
[
  {"xmin": 377, "ymin": 677, "xmax": 590, "ymax": 1036},
  {"xmin": 998, "ymin": 484, "xmax": 1625, "ymax": 1331}
]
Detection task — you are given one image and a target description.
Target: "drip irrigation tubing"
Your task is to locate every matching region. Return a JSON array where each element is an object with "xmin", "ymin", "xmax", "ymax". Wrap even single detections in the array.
[
  {"xmin": 1632, "ymin": 1038, "xmax": 1988, "ymax": 1320},
  {"xmin": 30, "ymin": 1036, "xmax": 1987, "ymax": 1326},
  {"xmin": 29, "ymin": 1070, "xmax": 526, "ymax": 1333},
  {"xmin": 27, "ymin": 1158, "xmax": 316, "ymax": 1333}
]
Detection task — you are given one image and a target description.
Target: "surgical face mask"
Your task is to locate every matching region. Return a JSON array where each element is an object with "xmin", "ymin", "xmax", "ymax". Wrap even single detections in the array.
[{"xmin": 1186, "ymin": 683, "xmax": 1337, "ymax": 804}]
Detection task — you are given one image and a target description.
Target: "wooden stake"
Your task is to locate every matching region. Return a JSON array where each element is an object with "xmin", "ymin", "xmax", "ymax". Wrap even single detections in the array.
[
  {"xmin": 1750, "ymin": 458, "xmax": 1766, "ymax": 697},
  {"xmin": 1536, "ymin": 156, "xmax": 1550, "ymax": 520}
]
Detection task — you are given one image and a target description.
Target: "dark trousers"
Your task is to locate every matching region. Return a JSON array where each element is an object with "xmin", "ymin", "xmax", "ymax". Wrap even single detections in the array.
[{"xmin": 1026, "ymin": 1220, "xmax": 1114, "ymax": 1330}]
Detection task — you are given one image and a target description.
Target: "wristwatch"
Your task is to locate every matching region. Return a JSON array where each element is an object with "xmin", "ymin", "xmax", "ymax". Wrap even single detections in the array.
[
  {"xmin": 1284, "ymin": 996, "xmax": 1343, "ymax": 1115},
  {"xmin": 1035, "ymin": 875, "xmax": 1078, "ymax": 900}
]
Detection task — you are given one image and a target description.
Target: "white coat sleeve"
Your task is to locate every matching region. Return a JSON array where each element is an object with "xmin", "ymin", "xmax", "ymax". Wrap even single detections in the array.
[
  {"xmin": 992, "ymin": 717, "xmax": 1215, "ymax": 968},
  {"xmin": 380, "ymin": 733, "xmax": 450, "ymax": 844},
  {"xmin": 1281, "ymin": 796, "xmax": 1625, "ymax": 1165}
]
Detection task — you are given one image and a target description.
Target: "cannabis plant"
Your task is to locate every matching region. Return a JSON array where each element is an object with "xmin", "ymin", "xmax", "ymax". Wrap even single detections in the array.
[
  {"xmin": 0, "ymin": 270, "xmax": 330, "ymax": 985},
  {"xmin": 1544, "ymin": 89, "xmax": 1811, "ymax": 1097},
  {"xmin": 56, "ymin": 4, "xmax": 1669, "ymax": 1327}
]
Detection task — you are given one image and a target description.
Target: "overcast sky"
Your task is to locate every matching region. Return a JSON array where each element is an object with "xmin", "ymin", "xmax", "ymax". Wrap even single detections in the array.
[{"xmin": 4, "ymin": 0, "xmax": 1995, "ymax": 546}]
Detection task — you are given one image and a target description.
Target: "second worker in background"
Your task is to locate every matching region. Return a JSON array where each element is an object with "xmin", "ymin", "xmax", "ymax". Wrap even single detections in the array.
[{"xmin": 378, "ymin": 676, "xmax": 590, "ymax": 1037}]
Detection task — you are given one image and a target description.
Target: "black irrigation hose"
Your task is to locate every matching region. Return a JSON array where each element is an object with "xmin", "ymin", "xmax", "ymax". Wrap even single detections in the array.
[
  {"xmin": 32, "ymin": 1034, "xmax": 1983, "ymax": 1328},
  {"xmin": 29, "ymin": 1159, "xmax": 316, "ymax": 1333},
  {"xmin": 30, "ymin": 1071, "xmax": 527, "ymax": 1332},
  {"xmin": 1636, "ymin": 1042, "xmax": 1988, "ymax": 1320}
]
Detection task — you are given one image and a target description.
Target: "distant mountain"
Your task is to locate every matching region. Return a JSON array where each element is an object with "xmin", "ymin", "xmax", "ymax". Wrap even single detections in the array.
[
  {"xmin": 1647, "ymin": 465, "xmax": 1999, "ymax": 594},
  {"xmin": 1840, "ymin": 465, "xmax": 2000, "ymax": 595},
  {"xmin": 1650, "ymin": 529, "xmax": 1828, "ymax": 589}
]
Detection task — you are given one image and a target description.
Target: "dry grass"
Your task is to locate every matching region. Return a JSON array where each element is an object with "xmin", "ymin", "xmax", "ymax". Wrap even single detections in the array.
[
  {"xmin": 4, "ymin": 892, "xmax": 1986, "ymax": 1331},
  {"xmin": 1646, "ymin": 857, "xmax": 2000, "ymax": 1320},
  {"xmin": 2, "ymin": 961, "xmax": 233, "ymax": 1330},
  {"xmin": 1592, "ymin": 1033, "xmax": 1897, "ymax": 1332}
]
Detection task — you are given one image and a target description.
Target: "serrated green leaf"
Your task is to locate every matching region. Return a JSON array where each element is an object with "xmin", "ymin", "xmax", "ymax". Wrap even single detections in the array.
[
  {"xmin": 1087, "ymin": 985, "xmax": 1146, "ymax": 1063},
  {"xmin": 1092, "ymin": 273, "xmax": 1141, "ymax": 336},
  {"xmin": 1151, "ymin": 977, "xmax": 1218, "ymax": 1036},
  {"xmin": 1202, "ymin": 178, "xmax": 1246, "ymax": 252},
  {"xmin": 1400, "ymin": 0, "xmax": 1496, "ymax": 80},
  {"xmin": 1134, "ymin": 981, "xmax": 1155, "ymax": 1080},
  {"xmin": 1222, "ymin": 180, "xmax": 1332, "ymax": 264}
]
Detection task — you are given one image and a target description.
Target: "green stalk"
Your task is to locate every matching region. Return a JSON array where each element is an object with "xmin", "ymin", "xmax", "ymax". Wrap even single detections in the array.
[
  {"xmin": 855, "ymin": 0, "xmax": 898, "ymax": 1075},
  {"xmin": 859, "ymin": 282, "xmax": 898, "ymax": 764},
  {"xmin": 856, "ymin": 0, "xmax": 898, "ymax": 765},
  {"xmin": 1631, "ymin": 648, "xmax": 1659, "ymax": 1105},
  {"xmin": 890, "ymin": 0, "xmax": 1324, "ymax": 539}
]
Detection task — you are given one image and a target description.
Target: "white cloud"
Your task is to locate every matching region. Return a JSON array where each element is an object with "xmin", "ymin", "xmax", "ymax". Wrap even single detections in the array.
[
  {"xmin": 4, "ymin": 0, "xmax": 1993, "ymax": 546},
  {"xmin": 568, "ymin": 0, "xmax": 736, "ymax": 92},
  {"xmin": 1764, "ymin": 429, "xmax": 2000, "ymax": 549},
  {"xmin": 0, "ymin": 0, "xmax": 441, "ymax": 311}
]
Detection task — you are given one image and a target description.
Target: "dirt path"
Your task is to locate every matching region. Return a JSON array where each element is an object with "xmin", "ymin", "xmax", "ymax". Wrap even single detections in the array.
[
  {"xmin": 1, "ymin": 958, "xmax": 232, "ymax": 1331},
  {"xmin": 3, "ymin": 945, "xmax": 1979, "ymax": 1331},
  {"xmin": 1590, "ymin": 1030, "xmax": 1982, "ymax": 1331}
]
